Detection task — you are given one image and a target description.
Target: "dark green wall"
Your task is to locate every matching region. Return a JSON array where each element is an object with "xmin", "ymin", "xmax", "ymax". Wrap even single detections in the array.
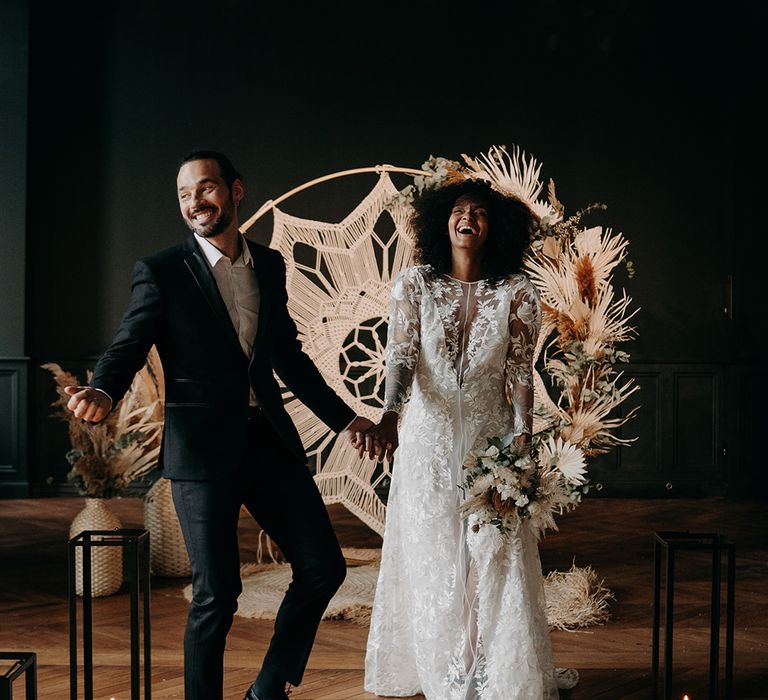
[
  {"xmin": 0, "ymin": 0, "xmax": 29, "ymax": 495},
  {"xmin": 0, "ymin": 0, "xmax": 28, "ymax": 357},
  {"xmin": 2, "ymin": 0, "xmax": 765, "ymax": 495}
]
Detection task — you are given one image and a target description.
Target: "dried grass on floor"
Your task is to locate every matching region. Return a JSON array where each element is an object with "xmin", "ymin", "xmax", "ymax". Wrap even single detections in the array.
[{"xmin": 544, "ymin": 561, "xmax": 614, "ymax": 631}]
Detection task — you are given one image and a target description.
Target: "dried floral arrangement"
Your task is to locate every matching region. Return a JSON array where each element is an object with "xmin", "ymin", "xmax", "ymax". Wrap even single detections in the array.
[
  {"xmin": 461, "ymin": 434, "xmax": 589, "ymax": 538},
  {"xmin": 42, "ymin": 346, "xmax": 164, "ymax": 498},
  {"xmin": 399, "ymin": 145, "xmax": 639, "ymax": 537}
]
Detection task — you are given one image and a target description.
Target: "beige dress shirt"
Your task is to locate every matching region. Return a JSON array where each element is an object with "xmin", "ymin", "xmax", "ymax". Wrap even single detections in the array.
[{"xmin": 194, "ymin": 233, "xmax": 260, "ymax": 405}]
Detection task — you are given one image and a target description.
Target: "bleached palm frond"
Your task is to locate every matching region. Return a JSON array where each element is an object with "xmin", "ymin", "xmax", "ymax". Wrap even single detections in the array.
[
  {"xmin": 556, "ymin": 375, "xmax": 639, "ymax": 450},
  {"xmin": 529, "ymin": 230, "xmax": 628, "ymax": 302},
  {"xmin": 539, "ymin": 436, "xmax": 587, "ymax": 485},
  {"xmin": 574, "ymin": 227, "xmax": 630, "ymax": 286},
  {"xmin": 461, "ymin": 145, "xmax": 545, "ymax": 208},
  {"xmin": 583, "ymin": 288, "xmax": 638, "ymax": 354},
  {"xmin": 526, "ymin": 254, "xmax": 582, "ymax": 310}
]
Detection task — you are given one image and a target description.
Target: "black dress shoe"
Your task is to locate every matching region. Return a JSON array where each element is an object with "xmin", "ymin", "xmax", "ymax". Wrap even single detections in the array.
[{"xmin": 242, "ymin": 683, "xmax": 288, "ymax": 700}]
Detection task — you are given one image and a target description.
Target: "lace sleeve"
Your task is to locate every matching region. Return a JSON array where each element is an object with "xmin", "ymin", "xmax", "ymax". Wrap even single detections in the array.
[
  {"xmin": 505, "ymin": 277, "xmax": 541, "ymax": 438},
  {"xmin": 383, "ymin": 269, "xmax": 422, "ymax": 414}
]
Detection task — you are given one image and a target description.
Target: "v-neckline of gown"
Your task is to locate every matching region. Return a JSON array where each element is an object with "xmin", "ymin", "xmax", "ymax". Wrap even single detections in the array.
[{"xmin": 427, "ymin": 272, "xmax": 490, "ymax": 388}]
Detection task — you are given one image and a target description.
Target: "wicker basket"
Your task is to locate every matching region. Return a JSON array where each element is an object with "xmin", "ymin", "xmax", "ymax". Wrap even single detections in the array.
[
  {"xmin": 69, "ymin": 497, "xmax": 124, "ymax": 597},
  {"xmin": 143, "ymin": 478, "xmax": 191, "ymax": 577}
]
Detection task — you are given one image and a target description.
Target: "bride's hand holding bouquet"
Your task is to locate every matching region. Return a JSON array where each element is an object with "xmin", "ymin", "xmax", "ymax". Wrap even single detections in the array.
[{"xmin": 461, "ymin": 431, "xmax": 590, "ymax": 539}]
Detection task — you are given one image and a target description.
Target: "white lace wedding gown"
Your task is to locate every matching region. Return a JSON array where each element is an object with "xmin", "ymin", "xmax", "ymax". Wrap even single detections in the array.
[{"xmin": 365, "ymin": 265, "xmax": 559, "ymax": 700}]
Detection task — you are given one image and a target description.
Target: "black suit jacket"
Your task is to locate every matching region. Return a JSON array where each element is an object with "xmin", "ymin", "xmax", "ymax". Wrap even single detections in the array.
[{"xmin": 91, "ymin": 235, "xmax": 355, "ymax": 480}]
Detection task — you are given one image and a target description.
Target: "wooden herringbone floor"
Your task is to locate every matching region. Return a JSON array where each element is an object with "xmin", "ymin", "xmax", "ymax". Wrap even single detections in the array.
[{"xmin": 1, "ymin": 496, "xmax": 766, "ymax": 699}]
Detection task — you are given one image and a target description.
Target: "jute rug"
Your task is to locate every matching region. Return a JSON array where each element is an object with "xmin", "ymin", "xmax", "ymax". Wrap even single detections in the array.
[{"xmin": 181, "ymin": 549, "xmax": 612, "ymax": 630}]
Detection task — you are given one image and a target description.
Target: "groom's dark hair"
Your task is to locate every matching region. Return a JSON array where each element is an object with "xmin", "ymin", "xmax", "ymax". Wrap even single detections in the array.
[{"xmin": 178, "ymin": 150, "xmax": 243, "ymax": 191}]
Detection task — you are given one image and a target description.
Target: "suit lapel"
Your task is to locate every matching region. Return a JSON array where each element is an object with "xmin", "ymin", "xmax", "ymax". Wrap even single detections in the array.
[
  {"xmin": 182, "ymin": 235, "xmax": 243, "ymax": 353},
  {"xmin": 249, "ymin": 242, "xmax": 275, "ymax": 358}
]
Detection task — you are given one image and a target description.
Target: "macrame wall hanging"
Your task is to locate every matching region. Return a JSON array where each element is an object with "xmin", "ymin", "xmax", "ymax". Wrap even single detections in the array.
[
  {"xmin": 240, "ymin": 149, "xmax": 637, "ymax": 537},
  {"xmin": 243, "ymin": 167, "xmax": 420, "ymax": 535}
]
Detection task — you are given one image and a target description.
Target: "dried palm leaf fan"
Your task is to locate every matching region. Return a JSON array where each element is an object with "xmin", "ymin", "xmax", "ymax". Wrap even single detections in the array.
[{"xmin": 240, "ymin": 150, "xmax": 638, "ymax": 537}]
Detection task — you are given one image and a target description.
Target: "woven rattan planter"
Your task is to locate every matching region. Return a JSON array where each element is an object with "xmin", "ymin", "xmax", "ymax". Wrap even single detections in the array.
[{"xmin": 68, "ymin": 497, "xmax": 124, "ymax": 597}]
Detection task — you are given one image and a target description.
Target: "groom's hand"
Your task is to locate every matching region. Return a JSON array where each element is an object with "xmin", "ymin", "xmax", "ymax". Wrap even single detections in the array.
[
  {"xmin": 343, "ymin": 416, "xmax": 375, "ymax": 458},
  {"xmin": 64, "ymin": 386, "xmax": 112, "ymax": 423}
]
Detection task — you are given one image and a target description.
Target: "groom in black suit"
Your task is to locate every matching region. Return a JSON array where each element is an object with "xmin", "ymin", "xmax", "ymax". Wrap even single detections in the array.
[{"xmin": 64, "ymin": 151, "xmax": 372, "ymax": 700}]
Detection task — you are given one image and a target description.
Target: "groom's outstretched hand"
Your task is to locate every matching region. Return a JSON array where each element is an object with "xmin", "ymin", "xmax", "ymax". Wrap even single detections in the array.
[{"xmin": 64, "ymin": 386, "xmax": 112, "ymax": 423}]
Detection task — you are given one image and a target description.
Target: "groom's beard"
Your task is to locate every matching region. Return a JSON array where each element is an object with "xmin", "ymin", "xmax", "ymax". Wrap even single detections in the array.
[{"xmin": 187, "ymin": 199, "xmax": 235, "ymax": 238}]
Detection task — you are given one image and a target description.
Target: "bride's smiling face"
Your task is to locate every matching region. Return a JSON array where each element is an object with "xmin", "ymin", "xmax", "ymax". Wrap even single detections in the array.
[{"xmin": 448, "ymin": 194, "xmax": 490, "ymax": 254}]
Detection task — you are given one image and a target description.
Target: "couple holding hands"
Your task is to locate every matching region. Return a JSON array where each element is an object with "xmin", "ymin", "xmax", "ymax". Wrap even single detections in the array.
[{"xmin": 66, "ymin": 149, "xmax": 558, "ymax": 699}]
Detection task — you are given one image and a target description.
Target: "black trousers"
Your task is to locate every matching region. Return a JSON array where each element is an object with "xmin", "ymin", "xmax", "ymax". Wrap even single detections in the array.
[{"xmin": 171, "ymin": 411, "xmax": 347, "ymax": 700}]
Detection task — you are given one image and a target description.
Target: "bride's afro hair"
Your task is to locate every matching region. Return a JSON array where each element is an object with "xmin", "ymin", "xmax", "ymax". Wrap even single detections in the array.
[{"xmin": 410, "ymin": 179, "xmax": 535, "ymax": 281}]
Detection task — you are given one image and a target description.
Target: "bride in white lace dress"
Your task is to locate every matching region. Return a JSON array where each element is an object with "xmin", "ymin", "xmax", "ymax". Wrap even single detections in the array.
[{"xmin": 362, "ymin": 178, "xmax": 559, "ymax": 699}]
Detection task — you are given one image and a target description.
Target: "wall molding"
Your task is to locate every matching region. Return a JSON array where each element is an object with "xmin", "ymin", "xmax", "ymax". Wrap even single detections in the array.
[
  {"xmin": 588, "ymin": 363, "xmax": 728, "ymax": 496},
  {"xmin": 0, "ymin": 358, "xmax": 29, "ymax": 497}
]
